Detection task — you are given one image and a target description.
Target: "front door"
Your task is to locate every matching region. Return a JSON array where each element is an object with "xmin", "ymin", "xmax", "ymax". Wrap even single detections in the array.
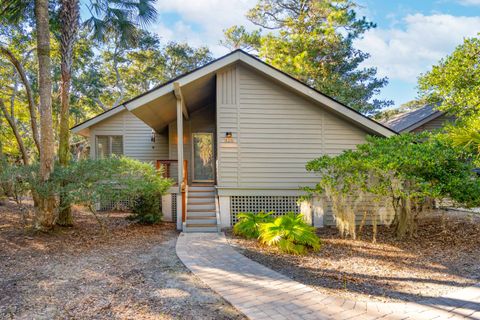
[{"xmin": 192, "ymin": 133, "xmax": 214, "ymax": 182}]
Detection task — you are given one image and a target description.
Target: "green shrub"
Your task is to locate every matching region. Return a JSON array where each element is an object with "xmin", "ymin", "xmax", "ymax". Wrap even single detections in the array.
[
  {"xmin": 0, "ymin": 161, "xmax": 37, "ymax": 204},
  {"xmin": 57, "ymin": 157, "xmax": 172, "ymax": 225},
  {"xmin": 233, "ymin": 211, "xmax": 274, "ymax": 239},
  {"xmin": 129, "ymin": 193, "xmax": 162, "ymax": 224},
  {"xmin": 259, "ymin": 212, "xmax": 321, "ymax": 255},
  {"xmin": 0, "ymin": 157, "xmax": 173, "ymax": 226},
  {"xmin": 306, "ymin": 133, "xmax": 480, "ymax": 239}
]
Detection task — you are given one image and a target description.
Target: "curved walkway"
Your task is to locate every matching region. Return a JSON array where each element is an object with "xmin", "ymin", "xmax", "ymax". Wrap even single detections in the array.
[{"xmin": 176, "ymin": 233, "xmax": 480, "ymax": 320}]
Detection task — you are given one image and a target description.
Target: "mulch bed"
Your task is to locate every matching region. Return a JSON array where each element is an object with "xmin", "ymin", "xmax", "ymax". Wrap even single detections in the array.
[
  {"xmin": 0, "ymin": 200, "xmax": 245, "ymax": 319},
  {"xmin": 227, "ymin": 210, "xmax": 480, "ymax": 303}
]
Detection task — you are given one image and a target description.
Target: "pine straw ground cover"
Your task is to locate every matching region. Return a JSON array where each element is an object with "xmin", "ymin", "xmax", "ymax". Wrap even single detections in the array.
[
  {"xmin": 227, "ymin": 210, "xmax": 480, "ymax": 303},
  {"xmin": 0, "ymin": 201, "xmax": 244, "ymax": 320}
]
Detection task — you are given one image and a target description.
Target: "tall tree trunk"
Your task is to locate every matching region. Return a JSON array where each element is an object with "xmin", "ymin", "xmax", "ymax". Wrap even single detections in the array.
[
  {"xmin": 35, "ymin": 0, "xmax": 56, "ymax": 231},
  {"xmin": 57, "ymin": 0, "xmax": 79, "ymax": 227}
]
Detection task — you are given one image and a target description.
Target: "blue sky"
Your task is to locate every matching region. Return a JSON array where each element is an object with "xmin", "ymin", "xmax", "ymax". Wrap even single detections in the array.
[
  {"xmin": 84, "ymin": 0, "xmax": 480, "ymax": 110},
  {"xmin": 355, "ymin": 0, "xmax": 480, "ymax": 108}
]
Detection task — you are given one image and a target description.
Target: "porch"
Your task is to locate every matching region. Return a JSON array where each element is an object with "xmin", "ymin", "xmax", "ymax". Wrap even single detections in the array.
[{"xmin": 135, "ymin": 79, "xmax": 219, "ymax": 232}]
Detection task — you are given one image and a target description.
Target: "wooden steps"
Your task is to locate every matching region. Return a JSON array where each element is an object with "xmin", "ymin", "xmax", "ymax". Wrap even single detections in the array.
[{"xmin": 184, "ymin": 184, "xmax": 218, "ymax": 233}]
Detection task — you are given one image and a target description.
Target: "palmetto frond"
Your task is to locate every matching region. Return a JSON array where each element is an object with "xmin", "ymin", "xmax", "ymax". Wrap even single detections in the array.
[
  {"xmin": 84, "ymin": 0, "xmax": 157, "ymax": 47},
  {"xmin": 233, "ymin": 211, "xmax": 274, "ymax": 239},
  {"xmin": 449, "ymin": 117, "xmax": 480, "ymax": 156},
  {"xmin": 259, "ymin": 212, "xmax": 321, "ymax": 255},
  {"xmin": 0, "ymin": 0, "xmax": 32, "ymax": 24}
]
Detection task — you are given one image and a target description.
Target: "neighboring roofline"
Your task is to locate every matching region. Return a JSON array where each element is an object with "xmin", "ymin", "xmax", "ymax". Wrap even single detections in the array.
[
  {"xmin": 399, "ymin": 110, "xmax": 444, "ymax": 132},
  {"xmin": 72, "ymin": 49, "xmax": 397, "ymax": 137},
  {"xmin": 71, "ymin": 105, "xmax": 125, "ymax": 134}
]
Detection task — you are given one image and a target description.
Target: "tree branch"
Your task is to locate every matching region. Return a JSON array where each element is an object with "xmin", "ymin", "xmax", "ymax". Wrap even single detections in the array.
[
  {"xmin": 0, "ymin": 98, "xmax": 29, "ymax": 165},
  {"xmin": 111, "ymin": 45, "xmax": 125, "ymax": 108},
  {"xmin": 0, "ymin": 46, "xmax": 41, "ymax": 154},
  {"xmin": 93, "ymin": 97, "xmax": 108, "ymax": 111}
]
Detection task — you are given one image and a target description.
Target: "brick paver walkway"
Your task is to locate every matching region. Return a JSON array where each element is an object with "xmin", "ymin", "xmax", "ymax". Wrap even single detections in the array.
[{"xmin": 176, "ymin": 233, "xmax": 480, "ymax": 320}]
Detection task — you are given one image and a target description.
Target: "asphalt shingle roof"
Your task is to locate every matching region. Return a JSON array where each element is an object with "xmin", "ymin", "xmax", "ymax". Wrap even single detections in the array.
[{"xmin": 382, "ymin": 105, "xmax": 443, "ymax": 132}]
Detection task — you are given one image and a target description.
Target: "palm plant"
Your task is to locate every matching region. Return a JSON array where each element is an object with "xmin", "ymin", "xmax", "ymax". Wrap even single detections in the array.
[
  {"xmin": 0, "ymin": 0, "xmax": 31, "ymax": 24},
  {"xmin": 449, "ymin": 117, "xmax": 480, "ymax": 156},
  {"xmin": 0, "ymin": 0, "xmax": 158, "ymax": 230},
  {"xmin": 233, "ymin": 211, "xmax": 274, "ymax": 239},
  {"xmin": 84, "ymin": 0, "xmax": 157, "ymax": 46},
  {"xmin": 259, "ymin": 212, "xmax": 321, "ymax": 255},
  {"xmin": 84, "ymin": 0, "xmax": 157, "ymax": 108},
  {"xmin": 57, "ymin": 0, "xmax": 157, "ymax": 226}
]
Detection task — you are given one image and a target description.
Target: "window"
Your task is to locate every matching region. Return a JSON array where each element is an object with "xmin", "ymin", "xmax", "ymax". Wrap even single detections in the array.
[{"xmin": 95, "ymin": 135, "xmax": 123, "ymax": 159}]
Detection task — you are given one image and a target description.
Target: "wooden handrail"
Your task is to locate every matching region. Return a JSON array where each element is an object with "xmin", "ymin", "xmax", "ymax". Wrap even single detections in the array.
[
  {"xmin": 156, "ymin": 159, "xmax": 178, "ymax": 179},
  {"xmin": 156, "ymin": 160, "xmax": 186, "ymax": 185},
  {"xmin": 157, "ymin": 159, "xmax": 187, "ymax": 224},
  {"xmin": 181, "ymin": 160, "xmax": 188, "ymax": 223}
]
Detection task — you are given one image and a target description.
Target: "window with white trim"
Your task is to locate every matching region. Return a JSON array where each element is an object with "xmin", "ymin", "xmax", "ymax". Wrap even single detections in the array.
[{"xmin": 95, "ymin": 135, "xmax": 123, "ymax": 159}]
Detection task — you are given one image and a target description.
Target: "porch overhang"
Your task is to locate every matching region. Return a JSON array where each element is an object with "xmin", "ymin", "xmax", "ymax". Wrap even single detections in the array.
[
  {"xmin": 125, "ymin": 74, "xmax": 215, "ymax": 132},
  {"xmin": 125, "ymin": 66, "xmax": 218, "ymax": 132}
]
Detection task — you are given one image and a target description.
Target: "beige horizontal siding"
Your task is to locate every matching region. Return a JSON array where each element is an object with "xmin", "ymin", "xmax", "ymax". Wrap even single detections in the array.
[
  {"xmin": 411, "ymin": 114, "xmax": 455, "ymax": 133},
  {"xmin": 216, "ymin": 64, "xmax": 368, "ymax": 189},
  {"xmin": 89, "ymin": 110, "xmax": 168, "ymax": 162}
]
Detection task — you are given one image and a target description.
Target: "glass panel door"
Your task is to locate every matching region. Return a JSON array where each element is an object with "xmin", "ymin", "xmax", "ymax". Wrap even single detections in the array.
[
  {"xmin": 96, "ymin": 136, "xmax": 109, "ymax": 159},
  {"xmin": 192, "ymin": 133, "xmax": 214, "ymax": 182}
]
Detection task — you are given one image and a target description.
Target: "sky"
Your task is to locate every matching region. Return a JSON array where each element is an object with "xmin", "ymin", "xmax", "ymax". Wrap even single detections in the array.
[
  {"xmin": 85, "ymin": 0, "xmax": 480, "ymax": 110},
  {"xmin": 148, "ymin": 0, "xmax": 480, "ymax": 109}
]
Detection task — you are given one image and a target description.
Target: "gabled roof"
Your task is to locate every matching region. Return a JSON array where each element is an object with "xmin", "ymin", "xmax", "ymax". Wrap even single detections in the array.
[
  {"xmin": 382, "ymin": 105, "xmax": 444, "ymax": 132},
  {"xmin": 71, "ymin": 105, "xmax": 125, "ymax": 136},
  {"xmin": 72, "ymin": 49, "xmax": 396, "ymax": 137}
]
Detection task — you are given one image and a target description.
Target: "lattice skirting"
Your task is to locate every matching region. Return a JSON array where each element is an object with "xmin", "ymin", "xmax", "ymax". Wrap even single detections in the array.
[
  {"xmin": 98, "ymin": 198, "xmax": 133, "ymax": 211},
  {"xmin": 230, "ymin": 196, "xmax": 300, "ymax": 225},
  {"xmin": 172, "ymin": 194, "xmax": 177, "ymax": 223}
]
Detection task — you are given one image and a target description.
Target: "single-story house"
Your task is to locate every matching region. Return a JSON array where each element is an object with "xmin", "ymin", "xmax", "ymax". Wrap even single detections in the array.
[
  {"xmin": 382, "ymin": 104, "xmax": 455, "ymax": 133},
  {"xmin": 71, "ymin": 49, "xmax": 396, "ymax": 232}
]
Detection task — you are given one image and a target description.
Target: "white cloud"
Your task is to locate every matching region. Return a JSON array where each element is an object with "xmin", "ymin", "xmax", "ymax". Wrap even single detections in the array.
[
  {"xmin": 152, "ymin": 0, "xmax": 257, "ymax": 56},
  {"xmin": 355, "ymin": 14, "xmax": 480, "ymax": 83},
  {"xmin": 458, "ymin": 0, "xmax": 480, "ymax": 6}
]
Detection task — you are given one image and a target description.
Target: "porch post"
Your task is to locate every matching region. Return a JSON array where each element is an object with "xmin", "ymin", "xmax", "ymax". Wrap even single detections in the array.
[
  {"xmin": 176, "ymin": 98, "xmax": 183, "ymax": 186},
  {"xmin": 176, "ymin": 94, "xmax": 184, "ymax": 231}
]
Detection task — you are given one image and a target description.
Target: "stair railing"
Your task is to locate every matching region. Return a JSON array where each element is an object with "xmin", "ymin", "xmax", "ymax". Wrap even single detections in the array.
[
  {"xmin": 181, "ymin": 160, "xmax": 188, "ymax": 224},
  {"xmin": 156, "ymin": 159, "xmax": 178, "ymax": 181},
  {"xmin": 215, "ymin": 191, "xmax": 221, "ymax": 233}
]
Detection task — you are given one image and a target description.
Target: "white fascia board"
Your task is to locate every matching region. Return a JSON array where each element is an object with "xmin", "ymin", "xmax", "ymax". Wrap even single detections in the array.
[
  {"xmin": 71, "ymin": 106, "xmax": 125, "ymax": 134},
  {"xmin": 125, "ymin": 52, "xmax": 241, "ymax": 111}
]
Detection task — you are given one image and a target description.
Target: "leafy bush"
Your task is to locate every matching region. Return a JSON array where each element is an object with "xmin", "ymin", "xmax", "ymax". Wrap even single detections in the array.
[
  {"xmin": 0, "ymin": 157, "xmax": 173, "ymax": 226},
  {"xmin": 0, "ymin": 161, "xmax": 38, "ymax": 204},
  {"xmin": 446, "ymin": 117, "xmax": 480, "ymax": 159},
  {"xmin": 259, "ymin": 212, "xmax": 321, "ymax": 255},
  {"xmin": 306, "ymin": 132, "xmax": 480, "ymax": 239},
  {"xmin": 233, "ymin": 211, "xmax": 274, "ymax": 239},
  {"xmin": 129, "ymin": 194, "xmax": 162, "ymax": 224},
  {"xmin": 57, "ymin": 157, "xmax": 172, "ymax": 225}
]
